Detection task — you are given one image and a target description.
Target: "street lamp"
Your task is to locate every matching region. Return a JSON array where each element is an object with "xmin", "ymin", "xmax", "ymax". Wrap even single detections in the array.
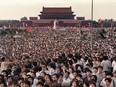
[
  {"xmin": 90, "ymin": 0, "xmax": 93, "ymax": 51},
  {"xmin": 91, "ymin": 0, "xmax": 93, "ymax": 23}
]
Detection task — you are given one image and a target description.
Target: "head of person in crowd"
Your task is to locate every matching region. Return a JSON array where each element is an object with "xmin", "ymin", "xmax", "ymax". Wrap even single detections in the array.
[
  {"xmin": 36, "ymin": 82, "xmax": 44, "ymax": 87},
  {"xmin": 0, "ymin": 75, "xmax": 5, "ymax": 82},
  {"xmin": 33, "ymin": 65, "xmax": 42, "ymax": 73},
  {"xmin": 21, "ymin": 80, "xmax": 30, "ymax": 87},
  {"xmin": 105, "ymin": 78, "xmax": 112, "ymax": 87},
  {"xmin": 103, "ymin": 71, "xmax": 109, "ymax": 78},
  {"xmin": 72, "ymin": 58, "xmax": 77, "ymax": 64},
  {"xmin": 68, "ymin": 67, "xmax": 74, "ymax": 74},
  {"xmin": 70, "ymin": 79, "xmax": 79, "ymax": 87},
  {"xmin": 76, "ymin": 64, "xmax": 83, "ymax": 72},
  {"xmin": 32, "ymin": 61, "xmax": 37, "ymax": 67},
  {"xmin": 74, "ymin": 53, "xmax": 82, "ymax": 60},
  {"xmin": 40, "ymin": 71, "xmax": 46, "ymax": 78},
  {"xmin": 92, "ymin": 57, "xmax": 97, "ymax": 62},
  {"xmin": 51, "ymin": 80, "xmax": 61, "ymax": 87},
  {"xmin": 76, "ymin": 74, "xmax": 83, "ymax": 86},
  {"xmin": 13, "ymin": 73, "xmax": 20, "ymax": 83},
  {"xmin": 0, "ymin": 78, "xmax": 7, "ymax": 87},
  {"xmin": 83, "ymin": 69, "xmax": 92, "ymax": 83},
  {"xmin": 27, "ymin": 76, "xmax": 34, "ymax": 86},
  {"xmin": 68, "ymin": 59, "xmax": 73, "ymax": 67},
  {"xmin": 48, "ymin": 62, "xmax": 56, "ymax": 70},
  {"xmin": 6, "ymin": 75, "xmax": 13, "ymax": 86},
  {"xmin": 22, "ymin": 69, "xmax": 30, "ymax": 79},
  {"xmin": 64, "ymin": 71, "xmax": 70, "ymax": 79},
  {"xmin": 18, "ymin": 77, "xmax": 24, "ymax": 86},
  {"xmin": 103, "ymin": 55, "xmax": 108, "ymax": 60},
  {"xmin": 1, "ymin": 70, "xmax": 8, "ymax": 78},
  {"xmin": 97, "ymin": 66, "xmax": 103, "ymax": 73},
  {"xmin": 44, "ymin": 74, "xmax": 52, "ymax": 86},
  {"xmin": 57, "ymin": 74, "xmax": 63, "ymax": 84},
  {"xmin": 1, "ymin": 57, "xmax": 5, "ymax": 62},
  {"xmin": 113, "ymin": 71, "xmax": 116, "ymax": 78},
  {"xmin": 67, "ymin": 53, "xmax": 74, "ymax": 59},
  {"xmin": 52, "ymin": 74, "xmax": 59, "ymax": 81},
  {"xmin": 89, "ymin": 81, "xmax": 96, "ymax": 87},
  {"xmin": 83, "ymin": 82, "xmax": 89, "ymax": 87},
  {"xmin": 90, "ymin": 75, "xmax": 97, "ymax": 83},
  {"xmin": 30, "ymin": 71, "xmax": 36, "ymax": 78},
  {"xmin": 85, "ymin": 64, "xmax": 91, "ymax": 69},
  {"xmin": 56, "ymin": 66, "xmax": 63, "ymax": 75},
  {"xmin": 0, "ymin": 82, "xmax": 5, "ymax": 87},
  {"xmin": 37, "ymin": 76, "xmax": 45, "ymax": 83},
  {"xmin": 106, "ymin": 72, "xmax": 113, "ymax": 78},
  {"xmin": 73, "ymin": 71, "xmax": 78, "ymax": 79},
  {"xmin": 41, "ymin": 65, "xmax": 47, "ymax": 72},
  {"xmin": 85, "ymin": 69, "xmax": 92, "ymax": 77},
  {"xmin": 93, "ymin": 67, "xmax": 98, "ymax": 74}
]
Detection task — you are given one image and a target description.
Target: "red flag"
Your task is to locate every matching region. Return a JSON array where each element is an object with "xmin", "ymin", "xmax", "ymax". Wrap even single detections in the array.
[
  {"xmin": 70, "ymin": 27, "xmax": 74, "ymax": 32},
  {"xmin": 27, "ymin": 27, "xmax": 31, "ymax": 33},
  {"xmin": 98, "ymin": 19, "xmax": 101, "ymax": 24},
  {"xmin": 107, "ymin": 28, "xmax": 111, "ymax": 32}
]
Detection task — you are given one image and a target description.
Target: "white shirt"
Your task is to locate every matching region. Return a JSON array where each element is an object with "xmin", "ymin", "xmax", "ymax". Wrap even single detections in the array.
[
  {"xmin": 1, "ymin": 62, "xmax": 8, "ymax": 71},
  {"xmin": 48, "ymin": 68, "xmax": 55, "ymax": 76},
  {"xmin": 112, "ymin": 61, "xmax": 116, "ymax": 72},
  {"xmin": 62, "ymin": 77, "xmax": 71, "ymax": 87},
  {"xmin": 36, "ymin": 70, "xmax": 49, "ymax": 77},
  {"xmin": 101, "ymin": 60, "xmax": 111, "ymax": 71}
]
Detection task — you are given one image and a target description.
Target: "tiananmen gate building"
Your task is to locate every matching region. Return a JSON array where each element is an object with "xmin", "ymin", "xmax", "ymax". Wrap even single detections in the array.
[{"xmin": 21, "ymin": 7, "xmax": 80, "ymax": 27}]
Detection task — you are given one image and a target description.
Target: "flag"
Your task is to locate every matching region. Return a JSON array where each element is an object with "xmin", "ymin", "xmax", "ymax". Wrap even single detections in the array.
[
  {"xmin": 27, "ymin": 27, "xmax": 31, "ymax": 33},
  {"xmin": 98, "ymin": 19, "xmax": 101, "ymax": 24},
  {"xmin": 70, "ymin": 27, "xmax": 74, "ymax": 32},
  {"xmin": 107, "ymin": 28, "xmax": 111, "ymax": 32}
]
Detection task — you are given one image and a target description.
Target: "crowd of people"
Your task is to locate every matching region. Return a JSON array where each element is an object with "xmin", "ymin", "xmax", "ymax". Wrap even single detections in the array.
[{"xmin": 0, "ymin": 27, "xmax": 116, "ymax": 87}]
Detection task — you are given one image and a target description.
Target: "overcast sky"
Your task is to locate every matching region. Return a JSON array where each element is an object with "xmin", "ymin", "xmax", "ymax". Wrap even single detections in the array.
[{"xmin": 0, "ymin": 0, "xmax": 116, "ymax": 20}]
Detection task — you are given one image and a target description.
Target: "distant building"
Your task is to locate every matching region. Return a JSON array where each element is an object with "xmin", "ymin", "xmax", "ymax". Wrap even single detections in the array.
[
  {"xmin": 77, "ymin": 17, "xmax": 85, "ymax": 20},
  {"xmin": 39, "ymin": 6, "xmax": 75, "ymax": 19},
  {"xmin": 21, "ymin": 6, "xmax": 79, "ymax": 27},
  {"xmin": 29, "ymin": 17, "xmax": 38, "ymax": 20}
]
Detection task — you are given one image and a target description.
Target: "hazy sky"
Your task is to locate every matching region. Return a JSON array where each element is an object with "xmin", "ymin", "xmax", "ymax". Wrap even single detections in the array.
[{"xmin": 0, "ymin": 0, "xmax": 116, "ymax": 20}]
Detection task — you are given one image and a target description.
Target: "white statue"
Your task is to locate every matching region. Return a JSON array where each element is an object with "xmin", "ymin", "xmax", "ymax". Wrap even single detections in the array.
[{"xmin": 53, "ymin": 20, "xmax": 57, "ymax": 29}]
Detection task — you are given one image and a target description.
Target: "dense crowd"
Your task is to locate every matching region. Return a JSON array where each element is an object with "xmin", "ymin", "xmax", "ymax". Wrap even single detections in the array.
[{"xmin": 0, "ymin": 28, "xmax": 116, "ymax": 87}]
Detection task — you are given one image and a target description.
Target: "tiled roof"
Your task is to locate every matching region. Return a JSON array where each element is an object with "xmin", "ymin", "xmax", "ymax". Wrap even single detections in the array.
[{"xmin": 42, "ymin": 7, "xmax": 72, "ymax": 12}]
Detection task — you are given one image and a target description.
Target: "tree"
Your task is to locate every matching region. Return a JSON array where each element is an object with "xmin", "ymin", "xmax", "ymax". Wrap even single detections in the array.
[{"xmin": 20, "ymin": 17, "xmax": 28, "ymax": 21}]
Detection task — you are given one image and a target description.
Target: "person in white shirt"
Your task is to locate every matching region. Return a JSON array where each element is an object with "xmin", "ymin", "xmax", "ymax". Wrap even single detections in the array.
[
  {"xmin": 47, "ymin": 63, "xmax": 55, "ymax": 76},
  {"xmin": 36, "ymin": 65, "xmax": 49, "ymax": 77},
  {"xmin": 101, "ymin": 56, "xmax": 112, "ymax": 72},
  {"xmin": 112, "ymin": 57, "xmax": 116, "ymax": 73},
  {"xmin": 1, "ymin": 57, "xmax": 13, "ymax": 71},
  {"xmin": 62, "ymin": 71, "xmax": 71, "ymax": 87},
  {"xmin": 96, "ymin": 66, "xmax": 104, "ymax": 86},
  {"xmin": 92, "ymin": 67, "xmax": 98, "ymax": 75},
  {"xmin": 104, "ymin": 78, "xmax": 112, "ymax": 87}
]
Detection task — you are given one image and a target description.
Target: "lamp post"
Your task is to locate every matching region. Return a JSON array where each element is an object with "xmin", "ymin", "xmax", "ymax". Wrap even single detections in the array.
[
  {"xmin": 91, "ymin": 0, "xmax": 93, "ymax": 23},
  {"xmin": 90, "ymin": 0, "xmax": 93, "ymax": 52}
]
